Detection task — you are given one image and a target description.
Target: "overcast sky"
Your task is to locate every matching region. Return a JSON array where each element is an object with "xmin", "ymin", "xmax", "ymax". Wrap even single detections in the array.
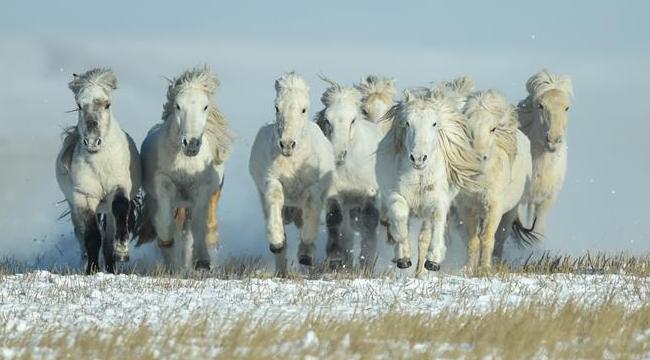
[{"xmin": 1, "ymin": 1, "xmax": 649, "ymax": 268}]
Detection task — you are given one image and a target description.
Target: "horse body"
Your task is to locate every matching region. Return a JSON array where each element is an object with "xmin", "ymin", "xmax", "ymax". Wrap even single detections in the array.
[
  {"xmin": 249, "ymin": 72, "xmax": 335, "ymax": 274},
  {"xmin": 55, "ymin": 68, "xmax": 141, "ymax": 274},
  {"xmin": 517, "ymin": 70, "xmax": 573, "ymax": 235},
  {"xmin": 315, "ymin": 78, "xmax": 384, "ymax": 268},
  {"xmin": 453, "ymin": 89, "xmax": 532, "ymax": 270},
  {"xmin": 139, "ymin": 66, "xmax": 232, "ymax": 271},
  {"xmin": 376, "ymin": 88, "xmax": 481, "ymax": 276}
]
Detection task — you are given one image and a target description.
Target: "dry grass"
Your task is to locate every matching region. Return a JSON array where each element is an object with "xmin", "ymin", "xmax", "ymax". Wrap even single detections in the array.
[{"xmin": 1, "ymin": 300, "xmax": 648, "ymax": 359}]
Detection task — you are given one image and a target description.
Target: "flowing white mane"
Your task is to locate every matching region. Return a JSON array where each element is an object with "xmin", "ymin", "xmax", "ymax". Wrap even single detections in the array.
[
  {"xmin": 315, "ymin": 76, "xmax": 363, "ymax": 134},
  {"xmin": 161, "ymin": 65, "xmax": 233, "ymax": 164},
  {"xmin": 275, "ymin": 71, "xmax": 310, "ymax": 98},
  {"xmin": 463, "ymin": 89, "xmax": 519, "ymax": 163},
  {"xmin": 526, "ymin": 69, "xmax": 574, "ymax": 99},
  {"xmin": 384, "ymin": 89, "xmax": 482, "ymax": 192},
  {"xmin": 68, "ymin": 68, "xmax": 117, "ymax": 97},
  {"xmin": 355, "ymin": 75, "xmax": 396, "ymax": 104}
]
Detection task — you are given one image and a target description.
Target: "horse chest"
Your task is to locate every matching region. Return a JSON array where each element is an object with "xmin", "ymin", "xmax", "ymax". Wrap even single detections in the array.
[
  {"xmin": 398, "ymin": 174, "xmax": 442, "ymax": 216},
  {"xmin": 335, "ymin": 163, "xmax": 378, "ymax": 198},
  {"xmin": 74, "ymin": 147, "xmax": 131, "ymax": 199},
  {"xmin": 530, "ymin": 150, "xmax": 566, "ymax": 201},
  {"xmin": 271, "ymin": 156, "xmax": 320, "ymax": 203}
]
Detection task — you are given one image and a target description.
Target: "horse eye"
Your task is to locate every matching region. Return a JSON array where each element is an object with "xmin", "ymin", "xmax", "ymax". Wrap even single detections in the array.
[
  {"xmin": 105, "ymin": 103, "xmax": 111, "ymax": 110},
  {"xmin": 565, "ymin": 106, "xmax": 570, "ymax": 111},
  {"xmin": 405, "ymin": 122, "xmax": 410, "ymax": 128},
  {"xmin": 275, "ymin": 106, "xmax": 279, "ymax": 113},
  {"xmin": 491, "ymin": 127, "xmax": 497, "ymax": 133},
  {"xmin": 302, "ymin": 108, "xmax": 306, "ymax": 114},
  {"xmin": 175, "ymin": 104, "xmax": 181, "ymax": 111},
  {"xmin": 538, "ymin": 103, "xmax": 544, "ymax": 110},
  {"xmin": 77, "ymin": 103, "xmax": 81, "ymax": 110},
  {"xmin": 361, "ymin": 109, "xmax": 369, "ymax": 116},
  {"xmin": 204, "ymin": 105, "xmax": 209, "ymax": 111},
  {"xmin": 433, "ymin": 122, "xmax": 437, "ymax": 127},
  {"xmin": 351, "ymin": 118, "xmax": 356, "ymax": 125}
]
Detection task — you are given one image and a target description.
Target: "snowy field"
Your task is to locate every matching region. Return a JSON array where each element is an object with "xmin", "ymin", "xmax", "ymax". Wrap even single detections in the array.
[{"xmin": 1, "ymin": 269, "xmax": 649, "ymax": 358}]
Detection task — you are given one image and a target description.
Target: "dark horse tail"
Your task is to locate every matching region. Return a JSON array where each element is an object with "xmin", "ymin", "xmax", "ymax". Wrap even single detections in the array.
[{"xmin": 512, "ymin": 216, "xmax": 541, "ymax": 247}]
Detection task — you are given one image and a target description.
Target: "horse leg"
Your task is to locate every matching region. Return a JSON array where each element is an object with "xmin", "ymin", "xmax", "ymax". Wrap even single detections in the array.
[
  {"xmin": 532, "ymin": 198, "xmax": 555, "ymax": 237},
  {"xmin": 103, "ymin": 212, "xmax": 116, "ymax": 274},
  {"xmin": 494, "ymin": 208, "xmax": 517, "ymax": 263},
  {"xmin": 112, "ymin": 188, "xmax": 131, "ymax": 264},
  {"xmin": 205, "ymin": 187, "xmax": 221, "ymax": 248},
  {"xmin": 387, "ymin": 194, "xmax": 411, "ymax": 269},
  {"xmin": 297, "ymin": 189, "xmax": 323, "ymax": 267},
  {"xmin": 152, "ymin": 187, "xmax": 177, "ymax": 249},
  {"xmin": 340, "ymin": 206, "xmax": 355, "ymax": 269},
  {"xmin": 426, "ymin": 203, "xmax": 451, "ymax": 272},
  {"xmin": 415, "ymin": 220, "xmax": 432, "ymax": 278},
  {"xmin": 192, "ymin": 198, "xmax": 212, "ymax": 271},
  {"xmin": 479, "ymin": 205, "xmax": 502, "ymax": 272},
  {"xmin": 359, "ymin": 199, "xmax": 379, "ymax": 270},
  {"xmin": 71, "ymin": 195, "xmax": 101, "ymax": 275},
  {"xmin": 325, "ymin": 199, "xmax": 345, "ymax": 270},
  {"xmin": 464, "ymin": 212, "xmax": 480, "ymax": 272},
  {"xmin": 263, "ymin": 179, "xmax": 286, "ymax": 254}
]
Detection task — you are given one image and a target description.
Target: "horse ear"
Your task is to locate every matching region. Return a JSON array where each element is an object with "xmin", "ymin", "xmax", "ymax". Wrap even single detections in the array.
[
  {"xmin": 73, "ymin": 73, "xmax": 79, "ymax": 78},
  {"xmin": 403, "ymin": 89, "xmax": 413, "ymax": 103}
]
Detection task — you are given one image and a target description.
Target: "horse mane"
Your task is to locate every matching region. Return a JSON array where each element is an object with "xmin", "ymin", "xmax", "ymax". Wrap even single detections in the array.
[
  {"xmin": 314, "ymin": 75, "xmax": 363, "ymax": 136},
  {"xmin": 355, "ymin": 75, "xmax": 396, "ymax": 104},
  {"xmin": 275, "ymin": 71, "xmax": 310, "ymax": 98},
  {"xmin": 384, "ymin": 88, "xmax": 482, "ymax": 192},
  {"xmin": 68, "ymin": 68, "xmax": 117, "ymax": 96},
  {"xmin": 464, "ymin": 89, "xmax": 518, "ymax": 164},
  {"xmin": 435, "ymin": 76, "xmax": 475, "ymax": 97},
  {"xmin": 162, "ymin": 65, "xmax": 234, "ymax": 164},
  {"xmin": 59, "ymin": 126, "xmax": 80, "ymax": 173},
  {"xmin": 526, "ymin": 69, "xmax": 574, "ymax": 99}
]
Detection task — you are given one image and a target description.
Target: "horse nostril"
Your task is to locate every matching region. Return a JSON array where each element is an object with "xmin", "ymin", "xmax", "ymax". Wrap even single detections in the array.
[
  {"xmin": 422, "ymin": 154, "xmax": 427, "ymax": 162},
  {"xmin": 290, "ymin": 141, "xmax": 296, "ymax": 149},
  {"xmin": 96, "ymin": 138, "xmax": 102, "ymax": 146},
  {"xmin": 182, "ymin": 137, "xmax": 189, "ymax": 147},
  {"xmin": 82, "ymin": 138, "xmax": 89, "ymax": 146},
  {"xmin": 482, "ymin": 155, "xmax": 488, "ymax": 161},
  {"xmin": 409, "ymin": 154, "xmax": 416, "ymax": 163}
]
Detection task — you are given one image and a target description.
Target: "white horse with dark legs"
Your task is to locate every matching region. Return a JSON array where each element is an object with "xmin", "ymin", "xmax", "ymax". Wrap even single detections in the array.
[
  {"xmin": 517, "ymin": 70, "xmax": 573, "ymax": 237},
  {"xmin": 138, "ymin": 66, "xmax": 233, "ymax": 271},
  {"xmin": 453, "ymin": 89, "xmax": 533, "ymax": 271},
  {"xmin": 315, "ymin": 77, "xmax": 384, "ymax": 269},
  {"xmin": 249, "ymin": 72, "xmax": 335, "ymax": 275},
  {"xmin": 376, "ymin": 88, "xmax": 482, "ymax": 277},
  {"xmin": 55, "ymin": 68, "xmax": 141, "ymax": 274},
  {"xmin": 355, "ymin": 75, "xmax": 396, "ymax": 132}
]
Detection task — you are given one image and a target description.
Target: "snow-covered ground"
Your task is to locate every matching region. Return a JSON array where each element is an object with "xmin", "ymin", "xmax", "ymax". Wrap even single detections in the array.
[{"xmin": 1, "ymin": 272, "xmax": 647, "ymax": 333}]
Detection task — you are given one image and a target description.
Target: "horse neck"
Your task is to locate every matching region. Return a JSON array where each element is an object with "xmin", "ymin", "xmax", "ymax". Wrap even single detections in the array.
[
  {"xmin": 103, "ymin": 113, "xmax": 123, "ymax": 141},
  {"xmin": 161, "ymin": 117, "xmax": 183, "ymax": 154}
]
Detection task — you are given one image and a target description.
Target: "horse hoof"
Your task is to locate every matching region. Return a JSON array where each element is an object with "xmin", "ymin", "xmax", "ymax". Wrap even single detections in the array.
[
  {"xmin": 195, "ymin": 260, "xmax": 210, "ymax": 271},
  {"xmin": 158, "ymin": 239, "xmax": 174, "ymax": 248},
  {"xmin": 424, "ymin": 260, "xmax": 440, "ymax": 272},
  {"xmin": 299, "ymin": 255, "xmax": 313, "ymax": 266},
  {"xmin": 396, "ymin": 258, "xmax": 412, "ymax": 269},
  {"xmin": 269, "ymin": 243, "xmax": 285, "ymax": 254}
]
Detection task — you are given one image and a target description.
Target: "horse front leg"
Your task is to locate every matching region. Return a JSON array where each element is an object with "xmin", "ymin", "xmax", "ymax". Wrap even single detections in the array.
[
  {"xmin": 387, "ymin": 194, "xmax": 411, "ymax": 269},
  {"xmin": 325, "ymin": 198, "xmax": 345, "ymax": 270},
  {"xmin": 494, "ymin": 207, "xmax": 518, "ymax": 262},
  {"xmin": 153, "ymin": 178, "xmax": 178, "ymax": 249},
  {"xmin": 71, "ymin": 193, "xmax": 101, "ymax": 275},
  {"xmin": 426, "ymin": 203, "xmax": 451, "ymax": 272},
  {"xmin": 479, "ymin": 204, "xmax": 502, "ymax": 272},
  {"xmin": 103, "ymin": 212, "xmax": 116, "ymax": 274},
  {"xmin": 111, "ymin": 188, "xmax": 131, "ymax": 264},
  {"xmin": 297, "ymin": 188, "xmax": 324, "ymax": 267},
  {"xmin": 263, "ymin": 179, "xmax": 287, "ymax": 275},
  {"xmin": 191, "ymin": 195, "xmax": 212, "ymax": 271}
]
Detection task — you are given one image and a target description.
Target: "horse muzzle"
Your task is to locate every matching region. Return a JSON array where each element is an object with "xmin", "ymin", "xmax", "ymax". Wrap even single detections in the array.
[
  {"xmin": 279, "ymin": 139, "xmax": 296, "ymax": 157},
  {"xmin": 82, "ymin": 137, "xmax": 103, "ymax": 153},
  {"xmin": 181, "ymin": 136, "xmax": 202, "ymax": 157}
]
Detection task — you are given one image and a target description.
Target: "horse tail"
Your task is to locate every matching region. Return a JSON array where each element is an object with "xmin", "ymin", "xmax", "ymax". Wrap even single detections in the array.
[
  {"xmin": 511, "ymin": 216, "xmax": 541, "ymax": 247},
  {"xmin": 134, "ymin": 193, "xmax": 157, "ymax": 247}
]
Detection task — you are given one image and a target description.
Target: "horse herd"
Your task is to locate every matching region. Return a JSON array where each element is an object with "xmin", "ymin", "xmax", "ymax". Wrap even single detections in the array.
[{"xmin": 55, "ymin": 66, "xmax": 573, "ymax": 276}]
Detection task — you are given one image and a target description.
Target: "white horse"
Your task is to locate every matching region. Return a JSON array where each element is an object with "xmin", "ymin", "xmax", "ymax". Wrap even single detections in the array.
[
  {"xmin": 453, "ymin": 89, "xmax": 533, "ymax": 271},
  {"xmin": 249, "ymin": 72, "xmax": 335, "ymax": 275},
  {"xmin": 315, "ymin": 77, "xmax": 384, "ymax": 269},
  {"xmin": 55, "ymin": 68, "xmax": 141, "ymax": 274},
  {"xmin": 376, "ymin": 88, "xmax": 482, "ymax": 277},
  {"xmin": 517, "ymin": 70, "xmax": 573, "ymax": 236},
  {"xmin": 355, "ymin": 75, "xmax": 396, "ymax": 132},
  {"xmin": 138, "ymin": 66, "xmax": 233, "ymax": 271}
]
